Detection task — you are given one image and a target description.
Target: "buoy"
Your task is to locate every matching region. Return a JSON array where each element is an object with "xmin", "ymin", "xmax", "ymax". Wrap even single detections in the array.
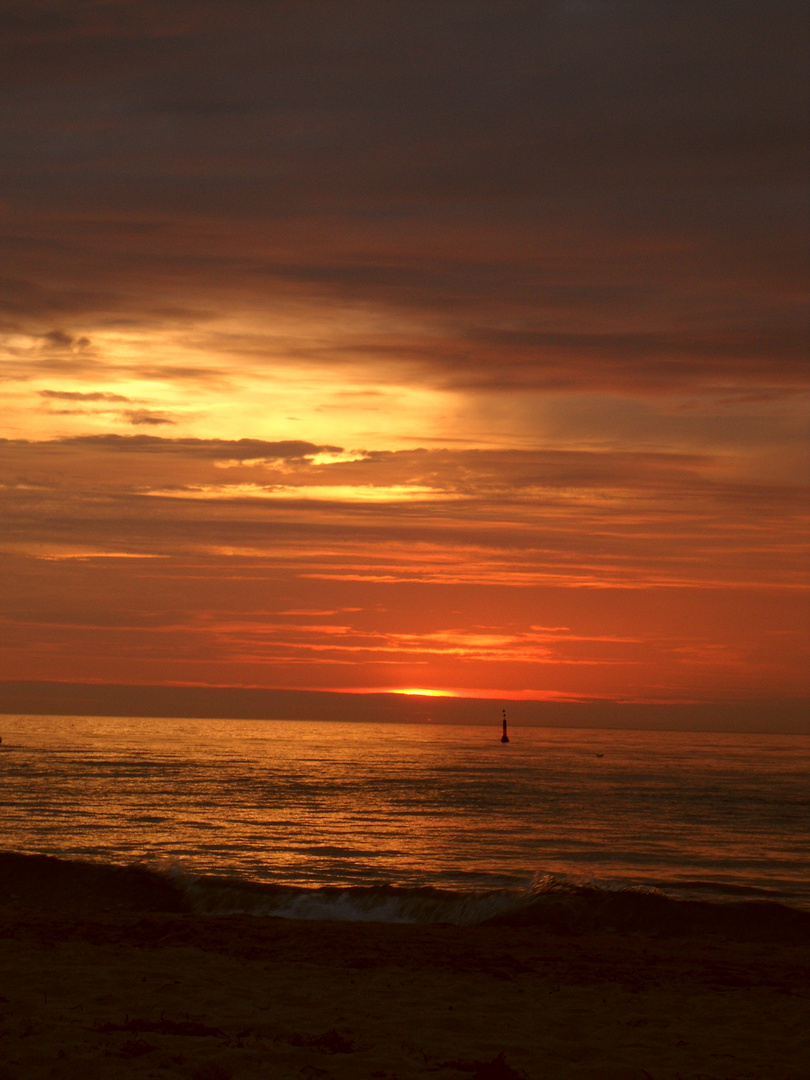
[{"xmin": 500, "ymin": 709, "xmax": 509, "ymax": 743}]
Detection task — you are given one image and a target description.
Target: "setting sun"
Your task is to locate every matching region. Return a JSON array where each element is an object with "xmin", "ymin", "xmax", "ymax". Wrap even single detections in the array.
[{"xmin": 388, "ymin": 688, "xmax": 458, "ymax": 698}]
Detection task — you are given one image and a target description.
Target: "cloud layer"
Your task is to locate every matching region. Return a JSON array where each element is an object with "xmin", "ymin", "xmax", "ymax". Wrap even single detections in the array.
[
  {"xmin": 0, "ymin": 435, "xmax": 806, "ymax": 702},
  {"xmin": 1, "ymin": 3, "xmax": 807, "ymax": 706}
]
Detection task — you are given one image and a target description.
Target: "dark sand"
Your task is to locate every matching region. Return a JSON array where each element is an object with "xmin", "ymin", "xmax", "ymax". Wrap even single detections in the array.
[{"xmin": 1, "ymin": 909, "xmax": 808, "ymax": 1079}]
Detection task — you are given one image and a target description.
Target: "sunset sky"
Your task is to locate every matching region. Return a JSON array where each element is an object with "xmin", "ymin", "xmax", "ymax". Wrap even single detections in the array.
[{"xmin": 1, "ymin": 1, "xmax": 808, "ymax": 714}]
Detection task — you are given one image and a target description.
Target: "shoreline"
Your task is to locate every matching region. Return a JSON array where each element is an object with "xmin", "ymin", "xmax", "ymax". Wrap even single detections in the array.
[
  {"xmin": 3, "ymin": 850, "xmax": 810, "ymax": 936},
  {"xmin": 1, "ymin": 906, "xmax": 808, "ymax": 1079}
]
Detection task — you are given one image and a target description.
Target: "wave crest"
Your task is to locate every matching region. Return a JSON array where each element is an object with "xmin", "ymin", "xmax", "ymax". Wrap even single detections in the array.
[{"xmin": 2, "ymin": 852, "xmax": 809, "ymax": 942}]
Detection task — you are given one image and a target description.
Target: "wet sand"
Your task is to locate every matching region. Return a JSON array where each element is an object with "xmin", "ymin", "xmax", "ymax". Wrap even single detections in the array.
[{"xmin": 0, "ymin": 909, "xmax": 808, "ymax": 1079}]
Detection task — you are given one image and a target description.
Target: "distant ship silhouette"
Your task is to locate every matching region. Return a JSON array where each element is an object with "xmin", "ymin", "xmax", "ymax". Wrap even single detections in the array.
[{"xmin": 500, "ymin": 709, "xmax": 509, "ymax": 743}]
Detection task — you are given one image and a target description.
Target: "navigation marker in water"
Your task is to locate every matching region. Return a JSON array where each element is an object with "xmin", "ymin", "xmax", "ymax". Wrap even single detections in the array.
[{"xmin": 501, "ymin": 709, "xmax": 509, "ymax": 743}]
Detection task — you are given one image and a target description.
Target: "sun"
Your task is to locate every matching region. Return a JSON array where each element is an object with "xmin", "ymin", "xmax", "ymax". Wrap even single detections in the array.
[{"xmin": 388, "ymin": 688, "xmax": 457, "ymax": 697}]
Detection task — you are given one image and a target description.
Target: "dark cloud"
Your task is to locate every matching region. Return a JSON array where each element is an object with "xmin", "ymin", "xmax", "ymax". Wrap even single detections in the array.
[
  {"xmin": 28, "ymin": 328, "xmax": 92, "ymax": 352},
  {"xmin": 59, "ymin": 435, "xmax": 343, "ymax": 459},
  {"xmin": 0, "ymin": 1, "xmax": 806, "ymax": 391},
  {"xmin": 41, "ymin": 329, "xmax": 75, "ymax": 348},
  {"xmin": 123, "ymin": 409, "xmax": 175, "ymax": 426},
  {"xmin": 40, "ymin": 389, "xmax": 130, "ymax": 402}
]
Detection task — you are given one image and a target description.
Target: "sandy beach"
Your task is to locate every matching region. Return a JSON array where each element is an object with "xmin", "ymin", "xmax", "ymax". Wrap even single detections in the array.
[{"xmin": 1, "ymin": 907, "xmax": 808, "ymax": 1080}]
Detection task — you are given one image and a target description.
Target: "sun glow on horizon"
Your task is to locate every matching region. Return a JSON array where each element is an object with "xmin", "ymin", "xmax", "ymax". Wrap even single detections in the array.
[{"xmin": 388, "ymin": 688, "xmax": 458, "ymax": 697}]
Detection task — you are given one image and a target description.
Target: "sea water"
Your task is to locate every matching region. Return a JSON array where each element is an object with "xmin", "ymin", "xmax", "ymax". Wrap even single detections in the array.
[{"xmin": 1, "ymin": 715, "xmax": 808, "ymax": 921}]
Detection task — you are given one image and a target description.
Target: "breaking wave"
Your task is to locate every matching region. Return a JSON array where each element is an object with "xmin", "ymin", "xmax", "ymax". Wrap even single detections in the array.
[{"xmin": 2, "ymin": 851, "xmax": 809, "ymax": 942}]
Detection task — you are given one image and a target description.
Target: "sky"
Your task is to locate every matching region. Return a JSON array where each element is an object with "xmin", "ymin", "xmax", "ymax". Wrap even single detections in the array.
[{"xmin": 1, "ymin": 1, "xmax": 808, "ymax": 716}]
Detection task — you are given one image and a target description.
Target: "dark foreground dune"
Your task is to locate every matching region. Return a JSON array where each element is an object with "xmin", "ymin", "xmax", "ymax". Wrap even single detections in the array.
[{"xmin": 1, "ymin": 901, "xmax": 809, "ymax": 1080}]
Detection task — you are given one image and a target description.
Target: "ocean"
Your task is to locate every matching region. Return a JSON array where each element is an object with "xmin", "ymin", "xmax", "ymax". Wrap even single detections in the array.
[{"xmin": 1, "ymin": 714, "xmax": 809, "ymax": 929}]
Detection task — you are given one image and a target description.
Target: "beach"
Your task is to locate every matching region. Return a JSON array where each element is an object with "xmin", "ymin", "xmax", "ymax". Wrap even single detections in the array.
[{"xmin": 1, "ymin": 905, "xmax": 809, "ymax": 1080}]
